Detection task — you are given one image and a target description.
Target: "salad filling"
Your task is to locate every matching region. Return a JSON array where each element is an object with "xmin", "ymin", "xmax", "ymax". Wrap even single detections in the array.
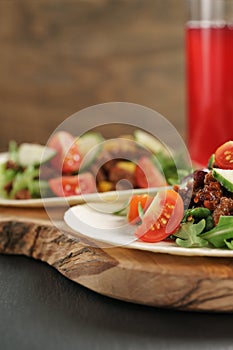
[
  {"xmin": 1, "ymin": 132, "xmax": 233, "ymax": 251},
  {"xmin": 119, "ymin": 141, "xmax": 233, "ymax": 250},
  {"xmin": 0, "ymin": 130, "xmax": 188, "ymax": 199}
]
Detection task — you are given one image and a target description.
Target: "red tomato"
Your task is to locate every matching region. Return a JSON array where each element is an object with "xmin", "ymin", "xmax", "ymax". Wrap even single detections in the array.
[
  {"xmin": 128, "ymin": 194, "xmax": 153, "ymax": 225},
  {"xmin": 48, "ymin": 173, "xmax": 96, "ymax": 197},
  {"xmin": 215, "ymin": 141, "xmax": 233, "ymax": 169},
  {"xmin": 48, "ymin": 131, "xmax": 81, "ymax": 174},
  {"xmin": 135, "ymin": 190, "xmax": 184, "ymax": 243},
  {"xmin": 135, "ymin": 157, "xmax": 167, "ymax": 189}
]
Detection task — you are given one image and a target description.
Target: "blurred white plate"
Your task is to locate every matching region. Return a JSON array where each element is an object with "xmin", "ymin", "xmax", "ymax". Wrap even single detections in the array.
[
  {"xmin": 64, "ymin": 203, "xmax": 233, "ymax": 257},
  {"xmin": 0, "ymin": 153, "xmax": 166, "ymax": 208}
]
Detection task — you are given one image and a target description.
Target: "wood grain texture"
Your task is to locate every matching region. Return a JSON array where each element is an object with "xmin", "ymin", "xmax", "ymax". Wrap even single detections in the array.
[
  {"xmin": 0, "ymin": 0, "xmax": 186, "ymax": 150},
  {"xmin": 1, "ymin": 207, "xmax": 233, "ymax": 312}
]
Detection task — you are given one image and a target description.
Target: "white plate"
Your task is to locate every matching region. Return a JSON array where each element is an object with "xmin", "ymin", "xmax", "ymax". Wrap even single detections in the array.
[
  {"xmin": 64, "ymin": 203, "xmax": 233, "ymax": 257},
  {"xmin": 0, "ymin": 153, "xmax": 168, "ymax": 208}
]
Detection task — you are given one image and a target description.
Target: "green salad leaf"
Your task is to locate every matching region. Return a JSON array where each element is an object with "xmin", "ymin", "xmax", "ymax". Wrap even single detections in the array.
[
  {"xmin": 201, "ymin": 216, "xmax": 233, "ymax": 249},
  {"xmin": 151, "ymin": 151, "xmax": 191, "ymax": 186},
  {"xmin": 182, "ymin": 207, "xmax": 211, "ymax": 223},
  {"xmin": 173, "ymin": 219, "xmax": 208, "ymax": 248},
  {"xmin": 10, "ymin": 165, "xmax": 39, "ymax": 198},
  {"xmin": 0, "ymin": 163, "xmax": 17, "ymax": 198},
  {"xmin": 224, "ymin": 240, "xmax": 233, "ymax": 250}
]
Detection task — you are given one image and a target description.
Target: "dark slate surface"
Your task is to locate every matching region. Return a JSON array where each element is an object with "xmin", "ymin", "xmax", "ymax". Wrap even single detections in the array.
[{"xmin": 1, "ymin": 254, "xmax": 233, "ymax": 350}]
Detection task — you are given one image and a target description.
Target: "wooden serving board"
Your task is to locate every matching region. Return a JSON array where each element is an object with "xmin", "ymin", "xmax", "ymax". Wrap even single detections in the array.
[{"xmin": 1, "ymin": 206, "xmax": 233, "ymax": 312}]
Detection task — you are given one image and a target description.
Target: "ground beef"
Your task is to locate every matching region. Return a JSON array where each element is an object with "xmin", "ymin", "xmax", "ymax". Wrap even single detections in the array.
[
  {"xmin": 102, "ymin": 139, "xmax": 149, "ymax": 160},
  {"xmin": 204, "ymin": 172, "xmax": 218, "ymax": 185},
  {"xmin": 101, "ymin": 159, "xmax": 118, "ymax": 172},
  {"xmin": 4, "ymin": 181, "xmax": 13, "ymax": 194},
  {"xmin": 91, "ymin": 164, "xmax": 107, "ymax": 183},
  {"xmin": 14, "ymin": 189, "xmax": 31, "ymax": 200},
  {"xmin": 6, "ymin": 160, "xmax": 20, "ymax": 171},
  {"xmin": 212, "ymin": 197, "xmax": 233, "ymax": 225},
  {"xmin": 108, "ymin": 166, "xmax": 136, "ymax": 188},
  {"xmin": 177, "ymin": 170, "xmax": 233, "ymax": 226},
  {"xmin": 193, "ymin": 170, "xmax": 207, "ymax": 190},
  {"xmin": 176, "ymin": 170, "xmax": 208, "ymax": 209},
  {"xmin": 194, "ymin": 180, "xmax": 223, "ymax": 210}
]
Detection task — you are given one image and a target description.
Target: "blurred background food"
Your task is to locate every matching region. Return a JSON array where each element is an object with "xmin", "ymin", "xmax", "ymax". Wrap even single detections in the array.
[{"xmin": 0, "ymin": 0, "xmax": 186, "ymax": 151}]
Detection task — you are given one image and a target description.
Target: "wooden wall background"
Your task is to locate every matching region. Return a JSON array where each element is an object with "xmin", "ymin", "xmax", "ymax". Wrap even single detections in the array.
[{"xmin": 0, "ymin": 0, "xmax": 186, "ymax": 151}]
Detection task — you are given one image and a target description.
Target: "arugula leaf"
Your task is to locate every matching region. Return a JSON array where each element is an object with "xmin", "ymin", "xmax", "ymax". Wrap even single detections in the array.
[
  {"xmin": 173, "ymin": 219, "xmax": 208, "ymax": 248},
  {"xmin": 224, "ymin": 239, "xmax": 233, "ymax": 250},
  {"xmin": 201, "ymin": 216, "xmax": 233, "ymax": 249}
]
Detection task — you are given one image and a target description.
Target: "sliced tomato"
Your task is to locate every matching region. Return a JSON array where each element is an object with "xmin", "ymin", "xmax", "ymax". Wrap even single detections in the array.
[
  {"xmin": 135, "ymin": 190, "xmax": 184, "ymax": 243},
  {"xmin": 48, "ymin": 131, "xmax": 82, "ymax": 174},
  {"xmin": 48, "ymin": 173, "xmax": 96, "ymax": 197},
  {"xmin": 215, "ymin": 141, "xmax": 233, "ymax": 169},
  {"xmin": 128, "ymin": 194, "xmax": 153, "ymax": 225},
  {"xmin": 135, "ymin": 156, "xmax": 167, "ymax": 189}
]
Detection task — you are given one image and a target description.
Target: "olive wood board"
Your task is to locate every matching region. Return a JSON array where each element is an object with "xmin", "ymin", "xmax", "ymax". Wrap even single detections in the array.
[{"xmin": 1, "ymin": 206, "xmax": 233, "ymax": 313}]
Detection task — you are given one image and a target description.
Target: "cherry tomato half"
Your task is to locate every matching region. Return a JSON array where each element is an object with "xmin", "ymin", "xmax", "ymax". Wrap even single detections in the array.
[
  {"xmin": 215, "ymin": 141, "xmax": 233, "ymax": 169},
  {"xmin": 48, "ymin": 173, "xmax": 96, "ymax": 197},
  {"xmin": 135, "ymin": 190, "xmax": 184, "ymax": 243},
  {"xmin": 48, "ymin": 131, "xmax": 82, "ymax": 174},
  {"xmin": 128, "ymin": 194, "xmax": 153, "ymax": 225},
  {"xmin": 135, "ymin": 156, "xmax": 167, "ymax": 189}
]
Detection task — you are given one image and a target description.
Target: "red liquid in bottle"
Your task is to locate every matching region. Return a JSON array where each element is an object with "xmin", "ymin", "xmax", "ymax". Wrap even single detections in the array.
[{"xmin": 186, "ymin": 24, "xmax": 233, "ymax": 165}]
